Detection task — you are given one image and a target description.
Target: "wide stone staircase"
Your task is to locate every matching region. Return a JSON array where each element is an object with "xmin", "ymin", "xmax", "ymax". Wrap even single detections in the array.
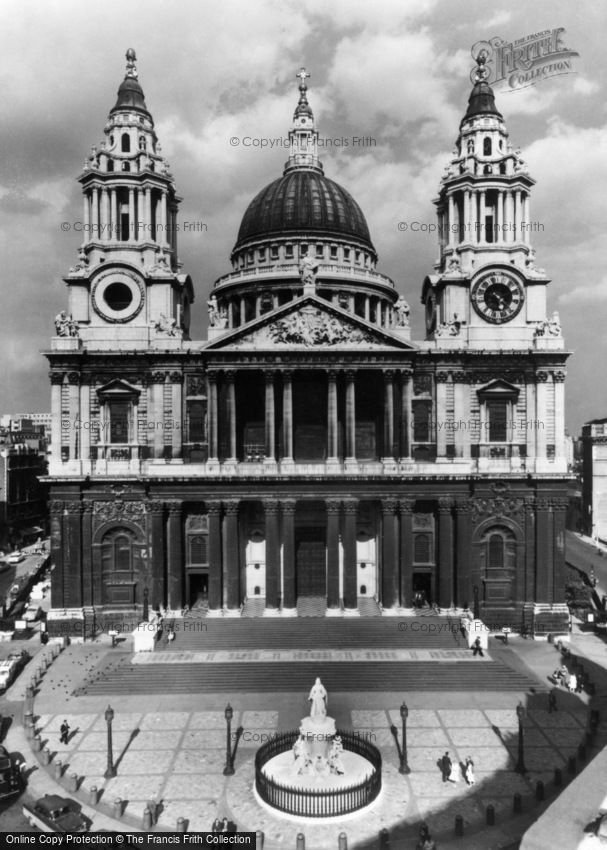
[{"xmin": 74, "ymin": 615, "xmax": 544, "ymax": 696}]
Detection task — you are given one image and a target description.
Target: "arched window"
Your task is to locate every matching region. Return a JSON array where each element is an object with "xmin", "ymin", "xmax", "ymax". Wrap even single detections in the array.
[
  {"xmin": 139, "ymin": 136, "xmax": 147, "ymax": 151},
  {"xmin": 488, "ymin": 533, "xmax": 505, "ymax": 568},
  {"xmin": 107, "ymin": 159, "xmax": 114, "ymax": 172},
  {"xmin": 121, "ymin": 162, "xmax": 131, "ymax": 172},
  {"xmin": 189, "ymin": 535, "xmax": 207, "ymax": 565},
  {"xmin": 121, "ymin": 133, "xmax": 131, "ymax": 153},
  {"xmin": 483, "ymin": 137, "xmax": 492, "ymax": 156}
]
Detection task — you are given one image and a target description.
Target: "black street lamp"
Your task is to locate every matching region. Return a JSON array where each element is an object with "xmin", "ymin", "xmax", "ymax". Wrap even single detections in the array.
[
  {"xmin": 399, "ymin": 701, "xmax": 410, "ymax": 774},
  {"xmin": 223, "ymin": 703, "xmax": 235, "ymax": 775},
  {"xmin": 104, "ymin": 705, "xmax": 116, "ymax": 779},
  {"xmin": 515, "ymin": 702, "xmax": 527, "ymax": 775}
]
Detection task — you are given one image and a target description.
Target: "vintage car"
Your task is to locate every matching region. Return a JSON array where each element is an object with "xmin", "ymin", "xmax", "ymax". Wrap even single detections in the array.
[
  {"xmin": 0, "ymin": 659, "xmax": 17, "ymax": 692},
  {"xmin": 0, "ymin": 745, "xmax": 21, "ymax": 799},
  {"xmin": 23, "ymin": 795, "xmax": 89, "ymax": 832},
  {"xmin": 6, "ymin": 649, "xmax": 30, "ymax": 674},
  {"xmin": 5, "ymin": 552, "xmax": 25, "ymax": 565}
]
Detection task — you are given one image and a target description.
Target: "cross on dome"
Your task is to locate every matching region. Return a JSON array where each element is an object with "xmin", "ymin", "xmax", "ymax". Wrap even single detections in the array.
[{"xmin": 297, "ymin": 67, "xmax": 310, "ymax": 88}]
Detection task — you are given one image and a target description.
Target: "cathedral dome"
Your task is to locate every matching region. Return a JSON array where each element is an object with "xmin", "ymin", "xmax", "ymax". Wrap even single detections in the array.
[{"xmin": 234, "ymin": 170, "xmax": 375, "ymax": 253}]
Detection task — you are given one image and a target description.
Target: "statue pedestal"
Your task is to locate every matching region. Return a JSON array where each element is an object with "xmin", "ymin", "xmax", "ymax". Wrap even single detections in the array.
[{"xmin": 300, "ymin": 715, "xmax": 336, "ymax": 759}]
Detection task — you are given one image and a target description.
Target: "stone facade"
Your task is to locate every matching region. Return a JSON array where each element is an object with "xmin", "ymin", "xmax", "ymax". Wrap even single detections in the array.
[{"xmin": 44, "ymin": 53, "xmax": 570, "ymax": 631}]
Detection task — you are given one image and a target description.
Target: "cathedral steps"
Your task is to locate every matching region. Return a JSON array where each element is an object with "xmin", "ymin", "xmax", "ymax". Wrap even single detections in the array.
[
  {"xmin": 73, "ymin": 658, "xmax": 542, "ymax": 696},
  {"xmin": 152, "ymin": 615, "xmax": 466, "ymax": 652}
]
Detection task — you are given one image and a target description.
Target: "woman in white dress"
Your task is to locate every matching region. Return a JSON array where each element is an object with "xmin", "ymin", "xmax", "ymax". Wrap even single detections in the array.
[
  {"xmin": 448, "ymin": 759, "xmax": 460, "ymax": 782},
  {"xmin": 465, "ymin": 757, "xmax": 475, "ymax": 786}
]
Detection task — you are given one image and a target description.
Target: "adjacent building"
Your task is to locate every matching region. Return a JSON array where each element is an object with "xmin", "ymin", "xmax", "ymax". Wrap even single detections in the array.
[{"xmin": 44, "ymin": 51, "xmax": 570, "ymax": 633}]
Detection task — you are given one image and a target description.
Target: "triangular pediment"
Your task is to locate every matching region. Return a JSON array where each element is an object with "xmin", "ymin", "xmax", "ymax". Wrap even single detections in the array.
[
  {"xmin": 477, "ymin": 379, "xmax": 520, "ymax": 399},
  {"xmin": 204, "ymin": 295, "xmax": 416, "ymax": 351},
  {"xmin": 96, "ymin": 379, "xmax": 141, "ymax": 399}
]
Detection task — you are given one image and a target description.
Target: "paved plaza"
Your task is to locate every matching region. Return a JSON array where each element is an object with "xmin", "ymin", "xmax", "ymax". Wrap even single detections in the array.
[{"xmin": 0, "ymin": 626, "xmax": 601, "ymax": 848}]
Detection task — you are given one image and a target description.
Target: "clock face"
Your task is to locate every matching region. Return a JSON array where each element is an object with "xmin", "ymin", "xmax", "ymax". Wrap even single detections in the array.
[
  {"xmin": 92, "ymin": 270, "xmax": 145, "ymax": 323},
  {"xmin": 471, "ymin": 272, "xmax": 524, "ymax": 324}
]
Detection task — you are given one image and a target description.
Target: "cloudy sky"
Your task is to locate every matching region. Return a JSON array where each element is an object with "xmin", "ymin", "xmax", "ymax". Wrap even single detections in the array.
[{"xmin": 0, "ymin": 0, "xmax": 605, "ymax": 435}]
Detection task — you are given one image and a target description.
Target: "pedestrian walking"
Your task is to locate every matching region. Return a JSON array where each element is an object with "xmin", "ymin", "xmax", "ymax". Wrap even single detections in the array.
[
  {"xmin": 472, "ymin": 636, "xmax": 484, "ymax": 657},
  {"xmin": 548, "ymin": 691, "xmax": 558, "ymax": 713},
  {"xmin": 59, "ymin": 719, "xmax": 70, "ymax": 745},
  {"xmin": 441, "ymin": 751, "xmax": 451, "ymax": 782},
  {"xmin": 464, "ymin": 756, "xmax": 475, "ymax": 785}
]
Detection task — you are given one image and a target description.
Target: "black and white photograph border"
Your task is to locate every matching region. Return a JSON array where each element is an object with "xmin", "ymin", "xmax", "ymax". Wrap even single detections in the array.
[{"xmin": 0, "ymin": 1, "xmax": 606, "ymax": 848}]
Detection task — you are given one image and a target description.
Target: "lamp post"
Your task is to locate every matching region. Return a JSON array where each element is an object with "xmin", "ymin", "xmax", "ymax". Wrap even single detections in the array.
[
  {"xmin": 104, "ymin": 705, "xmax": 116, "ymax": 779},
  {"xmin": 515, "ymin": 702, "xmax": 527, "ymax": 774},
  {"xmin": 399, "ymin": 701, "xmax": 410, "ymax": 774},
  {"xmin": 223, "ymin": 703, "xmax": 235, "ymax": 776}
]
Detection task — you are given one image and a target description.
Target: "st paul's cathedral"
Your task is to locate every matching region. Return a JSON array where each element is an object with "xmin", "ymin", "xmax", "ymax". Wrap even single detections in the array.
[{"xmin": 45, "ymin": 50, "xmax": 570, "ymax": 635}]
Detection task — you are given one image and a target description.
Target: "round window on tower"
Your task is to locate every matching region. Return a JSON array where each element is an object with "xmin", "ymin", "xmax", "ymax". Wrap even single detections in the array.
[
  {"xmin": 104, "ymin": 282, "xmax": 133, "ymax": 311},
  {"xmin": 92, "ymin": 271, "xmax": 144, "ymax": 323}
]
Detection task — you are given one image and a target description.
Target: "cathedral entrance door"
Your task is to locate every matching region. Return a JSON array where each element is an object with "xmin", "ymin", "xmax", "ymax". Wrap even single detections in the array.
[
  {"xmin": 296, "ymin": 527, "xmax": 327, "ymax": 598},
  {"xmin": 188, "ymin": 573, "xmax": 208, "ymax": 609}
]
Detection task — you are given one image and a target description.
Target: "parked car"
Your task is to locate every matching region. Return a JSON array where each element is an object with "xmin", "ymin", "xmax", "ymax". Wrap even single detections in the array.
[
  {"xmin": 23, "ymin": 795, "xmax": 89, "ymax": 832},
  {"xmin": 0, "ymin": 745, "xmax": 21, "ymax": 799},
  {"xmin": 23, "ymin": 605, "xmax": 42, "ymax": 623},
  {"xmin": 6, "ymin": 553, "xmax": 25, "ymax": 565},
  {"xmin": 0, "ymin": 659, "xmax": 17, "ymax": 692},
  {"xmin": 6, "ymin": 649, "xmax": 30, "ymax": 675}
]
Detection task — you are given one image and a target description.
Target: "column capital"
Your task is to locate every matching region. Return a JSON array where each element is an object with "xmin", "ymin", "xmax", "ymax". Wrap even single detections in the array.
[
  {"xmin": 383, "ymin": 369, "xmax": 395, "ymax": 380},
  {"xmin": 225, "ymin": 370, "xmax": 236, "ymax": 383},
  {"xmin": 169, "ymin": 371, "xmax": 183, "ymax": 384},
  {"xmin": 326, "ymin": 499, "xmax": 342, "ymax": 515},
  {"xmin": 345, "ymin": 369, "xmax": 357, "ymax": 381},
  {"xmin": 438, "ymin": 497, "xmax": 454, "ymax": 514},
  {"xmin": 454, "ymin": 498, "xmax": 474, "ymax": 514},
  {"xmin": 400, "ymin": 369, "xmax": 413, "ymax": 380},
  {"xmin": 265, "ymin": 372, "xmax": 276, "ymax": 385},
  {"xmin": 327, "ymin": 369, "xmax": 338, "ymax": 382},
  {"xmin": 263, "ymin": 499, "xmax": 280, "ymax": 515},
  {"xmin": 50, "ymin": 371, "xmax": 65, "ymax": 385},
  {"xmin": 206, "ymin": 500, "xmax": 222, "ymax": 516},
  {"xmin": 151, "ymin": 371, "xmax": 167, "ymax": 384},
  {"xmin": 147, "ymin": 499, "xmax": 164, "ymax": 516},
  {"xmin": 82, "ymin": 502, "xmax": 94, "ymax": 516},
  {"xmin": 67, "ymin": 371, "xmax": 81, "ymax": 386},
  {"xmin": 399, "ymin": 498, "xmax": 415, "ymax": 514},
  {"xmin": 207, "ymin": 371, "xmax": 219, "ymax": 383},
  {"xmin": 50, "ymin": 500, "xmax": 65, "ymax": 516},
  {"xmin": 166, "ymin": 501, "xmax": 182, "ymax": 516},
  {"xmin": 223, "ymin": 499, "xmax": 240, "ymax": 516},
  {"xmin": 381, "ymin": 498, "xmax": 398, "ymax": 514},
  {"xmin": 281, "ymin": 499, "xmax": 297, "ymax": 516},
  {"xmin": 281, "ymin": 369, "xmax": 293, "ymax": 380},
  {"xmin": 342, "ymin": 499, "xmax": 359, "ymax": 515}
]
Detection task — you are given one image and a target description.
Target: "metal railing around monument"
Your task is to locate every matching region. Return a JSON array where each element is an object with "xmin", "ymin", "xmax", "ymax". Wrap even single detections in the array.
[{"xmin": 255, "ymin": 728, "xmax": 382, "ymax": 818}]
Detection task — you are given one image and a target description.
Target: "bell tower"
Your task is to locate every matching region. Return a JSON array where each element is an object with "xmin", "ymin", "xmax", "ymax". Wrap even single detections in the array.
[
  {"xmin": 421, "ymin": 53, "xmax": 560, "ymax": 351},
  {"xmin": 60, "ymin": 49, "xmax": 193, "ymax": 350}
]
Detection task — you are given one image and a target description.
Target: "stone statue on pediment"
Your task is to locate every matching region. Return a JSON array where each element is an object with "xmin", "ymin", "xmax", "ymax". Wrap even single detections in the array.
[
  {"xmin": 299, "ymin": 253, "xmax": 318, "ymax": 288},
  {"xmin": 154, "ymin": 313, "xmax": 179, "ymax": 336},
  {"xmin": 207, "ymin": 295, "xmax": 228, "ymax": 329}
]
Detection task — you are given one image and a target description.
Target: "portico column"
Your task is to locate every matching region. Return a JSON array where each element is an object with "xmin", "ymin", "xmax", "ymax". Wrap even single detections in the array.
[
  {"xmin": 554, "ymin": 372, "xmax": 566, "ymax": 463},
  {"xmin": 455, "ymin": 499, "xmax": 472, "ymax": 608},
  {"xmin": 327, "ymin": 371, "xmax": 338, "ymax": 461},
  {"xmin": 399, "ymin": 499, "xmax": 414, "ymax": 607},
  {"xmin": 326, "ymin": 500, "xmax": 341, "ymax": 609},
  {"xmin": 207, "ymin": 501, "xmax": 222, "ymax": 610},
  {"xmin": 160, "ymin": 189, "xmax": 168, "ymax": 244},
  {"xmin": 383, "ymin": 371, "xmax": 395, "ymax": 459},
  {"xmin": 145, "ymin": 187, "xmax": 152, "ymax": 233},
  {"xmin": 345, "ymin": 370, "xmax": 357, "ymax": 462},
  {"xmin": 83, "ymin": 194, "xmax": 90, "ymax": 236},
  {"xmin": 148, "ymin": 500, "xmax": 165, "ymax": 610},
  {"xmin": 505, "ymin": 191, "xmax": 514, "ymax": 242},
  {"xmin": 265, "ymin": 373, "xmax": 276, "ymax": 462},
  {"xmin": 50, "ymin": 373, "xmax": 63, "ymax": 463},
  {"xmin": 381, "ymin": 499, "xmax": 398, "ymax": 609},
  {"xmin": 208, "ymin": 373, "xmax": 219, "ymax": 461},
  {"xmin": 223, "ymin": 501, "xmax": 240, "ymax": 609},
  {"xmin": 282, "ymin": 371, "xmax": 293, "ymax": 461},
  {"xmin": 167, "ymin": 501, "xmax": 183, "ymax": 610},
  {"xmin": 364, "ymin": 297, "xmax": 370, "ymax": 321},
  {"xmin": 81, "ymin": 503, "xmax": 93, "ymax": 607},
  {"xmin": 151, "ymin": 372, "xmax": 165, "ymax": 459},
  {"xmin": 226, "ymin": 371, "xmax": 237, "ymax": 462},
  {"xmin": 535, "ymin": 374, "xmax": 547, "ymax": 459},
  {"xmin": 470, "ymin": 190, "xmax": 478, "ymax": 241},
  {"xmin": 496, "ymin": 190, "xmax": 504, "ymax": 243},
  {"xmin": 399, "ymin": 370, "xmax": 412, "ymax": 459},
  {"xmin": 282, "ymin": 500, "xmax": 296, "ymax": 609},
  {"xmin": 522, "ymin": 193, "xmax": 530, "ymax": 244},
  {"xmin": 49, "ymin": 502, "xmax": 65, "ymax": 607},
  {"xmin": 438, "ymin": 498, "xmax": 454, "ymax": 607},
  {"xmin": 343, "ymin": 500, "xmax": 358, "ymax": 610},
  {"xmin": 101, "ymin": 189, "xmax": 110, "ymax": 241},
  {"xmin": 264, "ymin": 500, "xmax": 280, "ymax": 609},
  {"xmin": 240, "ymin": 299, "xmax": 246, "ymax": 325}
]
